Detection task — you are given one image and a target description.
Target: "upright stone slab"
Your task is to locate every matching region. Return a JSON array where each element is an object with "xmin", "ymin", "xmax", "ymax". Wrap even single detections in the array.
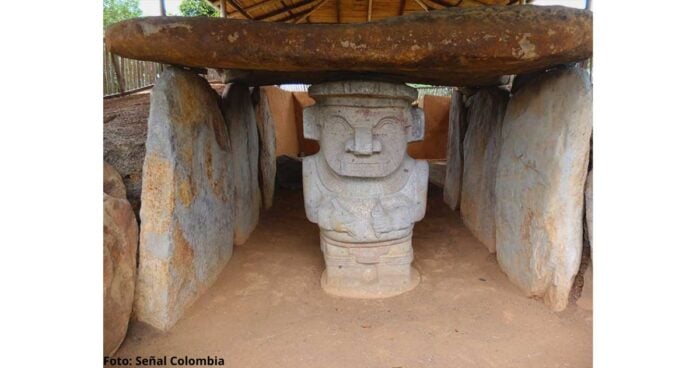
[
  {"xmin": 460, "ymin": 87, "xmax": 509, "ymax": 253},
  {"xmin": 136, "ymin": 67, "xmax": 235, "ymax": 330},
  {"xmin": 495, "ymin": 67, "xmax": 592, "ymax": 311},
  {"xmin": 222, "ymin": 84, "xmax": 261, "ymax": 245},
  {"xmin": 255, "ymin": 87, "xmax": 277, "ymax": 210},
  {"xmin": 443, "ymin": 90, "xmax": 467, "ymax": 210},
  {"xmin": 103, "ymin": 167, "xmax": 138, "ymax": 355},
  {"xmin": 585, "ymin": 169, "xmax": 593, "ymax": 246},
  {"xmin": 303, "ymin": 81, "xmax": 428, "ymax": 298}
]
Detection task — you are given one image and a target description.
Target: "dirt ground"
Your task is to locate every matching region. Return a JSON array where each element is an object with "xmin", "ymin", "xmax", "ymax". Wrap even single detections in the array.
[{"xmin": 116, "ymin": 186, "xmax": 592, "ymax": 368}]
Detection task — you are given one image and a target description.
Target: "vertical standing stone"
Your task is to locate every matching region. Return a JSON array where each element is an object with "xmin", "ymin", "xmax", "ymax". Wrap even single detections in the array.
[
  {"xmin": 103, "ymin": 163, "xmax": 138, "ymax": 356},
  {"xmin": 222, "ymin": 84, "xmax": 261, "ymax": 245},
  {"xmin": 443, "ymin": 90, "xmax": 467, "ymax": 210},
  {"xmin": 302, "ymin": 81, "xmax": 428, "ymax": 298},
  {"xmin": 495, "ymin": 66, "xmax": 592, "ymax": 311},
  {"xmin": 585, "ymin": 169, "xmax": 593, "ymax": 247},
  {"xmin": 460, "ymin": 87, "xmax": 509, "ymax": 253},
  {"xmin": 255, "ymin": 87, "xmax": 277, "ymax": 210},
  {"xmin": 136, "ymin": 67, "xmax": 235, "ymax": 330}
]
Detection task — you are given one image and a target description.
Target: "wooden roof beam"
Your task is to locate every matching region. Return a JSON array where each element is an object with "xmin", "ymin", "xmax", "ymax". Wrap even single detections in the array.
[
  {"xmin": 228, "ymin": 0, "xmax": 279, "ymax": 15},
  {"xmin": 399, "ymin": 0, "xmax": 406, "ymax": 15},
  {"xmin": 427, "ymin": 0, "xmax": 455, "ymax": 7},
  {"xmin": 290, "ymin": 0, "xmax": 329, "ymax": 23},
  {"xmin": 228, "ymin": 0, "xmax": 254, "ymax": 19},
  {"xmin": 367, "ymin": 0, "xmax": 373, "ymax": 22},
  {"xmin": 413, "ymin": 0, "xmax": 431, "ymax": 11},
  {"xmin": 336, "ymin": 0, "xmax": 341, "ymax": 23},
  {"xmin": 256, "ymin": 0, "xmax": 315, "ymax": 21}
]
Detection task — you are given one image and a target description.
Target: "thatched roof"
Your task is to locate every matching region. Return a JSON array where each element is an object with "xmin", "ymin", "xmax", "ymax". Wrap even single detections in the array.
[{"xmin": 209, "ymin": 0, "xmax": 527, "ymax": 24}]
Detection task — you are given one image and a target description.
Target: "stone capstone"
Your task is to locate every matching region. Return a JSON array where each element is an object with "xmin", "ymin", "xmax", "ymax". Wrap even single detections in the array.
[
  {"xmin": 222, "ymin": 83, "xmax": 261, "ymax": 245},
  {"xmin": 495, "ymin": 66, "xmax": 592, "ymax": 311},
  {"xmin": 302, "ymin": 81, "xmax": 428, "ymax": 298},
  {"xmin": 103, "ymin": 189, "xmax": 138, "ymax": 355},
  {"xmin": 460, "ymin": 87, "xmax": 509, "ymax": 253},
  {"xmin": 443, "ymin": 90, "xmax": 467, "ymax": 210},
  {"xmin": 136, "ymin": 67, "xmax": 235, "ymax": 330},
  {"xmin": 105, "ymin": 6, "xmax": 592, "ymax": 87}
]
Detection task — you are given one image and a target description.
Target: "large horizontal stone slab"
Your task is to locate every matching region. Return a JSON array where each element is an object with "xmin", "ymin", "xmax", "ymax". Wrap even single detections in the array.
[{"xmin": 105, "ymin": 6, "xmax": 591, "ymax": 87}]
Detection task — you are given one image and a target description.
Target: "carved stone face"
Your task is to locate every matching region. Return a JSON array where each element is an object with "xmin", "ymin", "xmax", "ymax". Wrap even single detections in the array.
[
  {"xmin": 304, "ymin": 81, "xmax": 424, "ymax": 178},
  {"xmin": 319, "ymin": 107, "xmax": 410, "ymax": 178}
]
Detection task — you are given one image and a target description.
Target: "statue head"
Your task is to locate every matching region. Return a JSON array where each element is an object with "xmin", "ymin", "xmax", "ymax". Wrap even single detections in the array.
[{"xmin": 304, "ymin": 81, "xmax": 424, "ymax": 178}]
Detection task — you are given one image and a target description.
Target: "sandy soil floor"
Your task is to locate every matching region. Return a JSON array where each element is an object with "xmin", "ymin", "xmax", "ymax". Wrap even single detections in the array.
[{"xmin": 116, "ymin": 186, "xmax": 592, "ymax": 367}]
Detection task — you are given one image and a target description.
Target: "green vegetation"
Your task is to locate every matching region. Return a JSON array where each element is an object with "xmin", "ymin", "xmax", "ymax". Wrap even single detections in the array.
[
  {"xmin": 103, "ymin": 0, "xmax": 142, "ymax": 29},
  {"xmin": 180, "ymin": 0, "xmax": 219, "ymax": 17}
]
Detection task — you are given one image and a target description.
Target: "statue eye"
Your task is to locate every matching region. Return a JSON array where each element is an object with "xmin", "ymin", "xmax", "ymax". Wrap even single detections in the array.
[
  {"xmin": 374, "ymin": 119, "xmax": 402, "ymax": 136},
  {"xmin": 324, "ymin": 117, "xmax": 352, "ymax": 135}
]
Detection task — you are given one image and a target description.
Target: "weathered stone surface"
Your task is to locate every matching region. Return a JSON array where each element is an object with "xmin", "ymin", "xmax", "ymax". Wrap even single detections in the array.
[
  {"xmin": 460, "ymin": 87, "xmax": 509, "ymax": 253},
  {"xmin": 255, "ymin": 87, "xmax": 277, "ymax": 210},
  {"xmin": 136, "ymin": 67, "xmax": 235, "ymax": 330},
  {"xmin": 105, "ymin": 6, "xmax": 592, "ymax": 87},
  {"xmin": 495, "ymin": 66, "xmax": 592, "ymax": 311},
  {"xmin": 303, "ymin": 81, "xmax": 428, "ymax": 298},
  {"xmin": 222, "ymin": 84, "xmax": 261, "ymax": 245},
  {"xmin": 104, "ymin": 161, "xmax": 127, "ymax": 199},
  {"xmin": 443, "ymin": 90, "xmax": 467, "ymax": 210},
  {"xmin": 428, "ymin": 161, "xmax": 446, "ymax": 188},
  {"xmin": 103, "ymin": 192, "xmax": 138, "ymax": 355},
  {"xmin": 585, "ymin": 169, "xmax": 593, "ymax": 246},
  {"xmin": 576, "ymin": 263, "xmax": 593, "ymax": 311}
]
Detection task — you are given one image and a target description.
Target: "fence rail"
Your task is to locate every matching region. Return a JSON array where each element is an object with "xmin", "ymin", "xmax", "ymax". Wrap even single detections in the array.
[{"xmin": 103, "ymin": 45, "xmax": 219, "ymax": 97}]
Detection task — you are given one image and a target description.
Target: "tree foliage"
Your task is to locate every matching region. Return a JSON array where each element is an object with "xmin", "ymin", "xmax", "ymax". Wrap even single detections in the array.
[
  {"xmin": 103, "ymin": 0, "xmax": 142, "ymax": 29},
  {"xmin": 180, "ymin": 0, "xmax": 219, "ymax": 17}
]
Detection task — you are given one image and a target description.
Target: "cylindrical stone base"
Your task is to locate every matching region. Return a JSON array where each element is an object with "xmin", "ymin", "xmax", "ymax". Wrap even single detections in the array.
[{"xmin": 319, "ymin": 234, "xmax": 421, "ymax": 298}]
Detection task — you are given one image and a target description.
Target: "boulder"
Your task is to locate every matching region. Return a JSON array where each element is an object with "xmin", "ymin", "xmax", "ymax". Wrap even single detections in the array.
[
  {"xmin": 136, "ymin": 67, "xmax": 235, "ymax": 330},
  {"xmin": 495, "ymin": 66, "xmax": 592, "ymax": 311},
  {"xmin": 222, "ymin": 84, "xmax": 261, "ymax": 245},
  {"xmin": 460, "ymin": 87, "xmax": 509, "ymax": 253},
  {"xmin": 255, "ymin": 87, "xmax": 278, "ymax": 210},
  {"xmin": 103, "ymin": 192, "xmax": 138, "ymax": 355},
  {"xmin": 104, "ymin": 161, "xmax": 127, "ymax": 199},
  {"xmin": 443, "ymin": 90, "xmax": 467, "ymax": 210},
  {"xmin": 105, "ymin": 6, "xmax": 592, "ymax": 87},
  {"xmin": 585, "ymin": 169, "xmax": 593, "ymax": 246}
]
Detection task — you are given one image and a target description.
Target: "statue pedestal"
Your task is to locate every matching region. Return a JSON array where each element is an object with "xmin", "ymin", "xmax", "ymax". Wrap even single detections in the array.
[{"xmin": 320, "ymin": 234, "xmax": 420, "ymax": 298}]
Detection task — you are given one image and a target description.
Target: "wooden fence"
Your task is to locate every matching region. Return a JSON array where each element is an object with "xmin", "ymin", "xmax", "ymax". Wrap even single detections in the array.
[{"xmin": 103, "ymin": 44, "xmax": 220, "ymax": 97}]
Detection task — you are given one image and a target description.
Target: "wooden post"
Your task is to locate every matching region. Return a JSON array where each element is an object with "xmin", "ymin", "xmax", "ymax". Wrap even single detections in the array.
[
  {"xmin": 220, "ymin": 0, "xmax": 227, "ymax": 17},
  {"xmin": 159, "ymin": 0, "xmax": 166, "ymax": 16},
  {"xmin": 110, "ymin": 53, "xmax": 125, "ymax": 95}
]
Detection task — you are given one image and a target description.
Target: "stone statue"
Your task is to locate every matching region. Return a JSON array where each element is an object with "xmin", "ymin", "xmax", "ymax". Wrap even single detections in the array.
[{"xmin": 302, "ymin": 81, "xmax": 428, "ymax": 298}]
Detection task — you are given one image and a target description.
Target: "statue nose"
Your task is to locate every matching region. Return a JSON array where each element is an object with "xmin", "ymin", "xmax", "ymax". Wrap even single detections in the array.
[{"xmin": 345, "ymin": 128, "xmax": 382, "ymax": 156}]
